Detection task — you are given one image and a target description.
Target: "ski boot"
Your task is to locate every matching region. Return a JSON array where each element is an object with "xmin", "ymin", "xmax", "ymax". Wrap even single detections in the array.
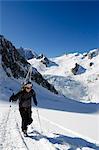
[{"xmin": 23, "ymin": 130, "xmax": 28, "ymax": 137}]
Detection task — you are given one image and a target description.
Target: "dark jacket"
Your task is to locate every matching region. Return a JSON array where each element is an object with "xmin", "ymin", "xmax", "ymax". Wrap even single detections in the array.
[{"xmin": 9, "ymin": 89, "xmax": 37, "ymax": 108}]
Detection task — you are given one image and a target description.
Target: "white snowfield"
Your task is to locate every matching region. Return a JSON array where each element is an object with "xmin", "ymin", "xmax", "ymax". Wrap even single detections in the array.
[
  {"xmin": 0, "ymin": 50, "xmax": 99, "ymax": 150},
  {"xmin": 0, "ymin": 98, "xmax": 99, "ymax": 150},
  {"xmin": 0, "ymin": 80, "xmax": 99, "ymax": 150}
]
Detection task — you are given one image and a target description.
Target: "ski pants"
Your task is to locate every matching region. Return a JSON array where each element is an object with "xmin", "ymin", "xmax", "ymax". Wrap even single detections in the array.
[{"xmin": 19, "ymin": 107, "xmax": 33, "ymax": 131}]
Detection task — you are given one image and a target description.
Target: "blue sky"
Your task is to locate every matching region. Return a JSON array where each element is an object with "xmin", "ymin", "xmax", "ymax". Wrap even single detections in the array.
[{"xmin": 1, "ymin": 1, "xmax": 99, "ymax": 57}]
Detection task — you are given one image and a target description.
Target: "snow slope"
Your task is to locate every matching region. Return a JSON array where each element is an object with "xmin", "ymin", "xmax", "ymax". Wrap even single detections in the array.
[
  {"xmin": 28, "ymin": 49, "xmax": 99, "ymax": 103},
  {"xmin": 0, "ymin": 100, "xmax": 99, "ymax": 150},
  {"xmin": 0, "ymin": 48, "xmax": 99, "ymax": 150},
  {"xmin": 0, "ymin": 50, "xmax": 99, "ymax": 150}
]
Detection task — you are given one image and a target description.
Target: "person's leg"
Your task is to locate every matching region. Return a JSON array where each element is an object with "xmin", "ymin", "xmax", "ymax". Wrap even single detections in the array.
[
  {"xmin": 19, "ymin": 107, "xmax": 28, "ymax": 132},
  {"xmin": 27, "ymin": 107, "xmax": 33, "ymax": 125}
]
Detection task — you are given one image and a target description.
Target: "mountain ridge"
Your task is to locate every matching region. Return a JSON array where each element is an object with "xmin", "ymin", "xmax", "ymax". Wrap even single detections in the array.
[
  {"xmin": 0, "ymin": 35, "xmax": 58, "ymax": 94},
  {"xmin": 28, "ymin": 47, "xmax": 99, "ymax": 103}
]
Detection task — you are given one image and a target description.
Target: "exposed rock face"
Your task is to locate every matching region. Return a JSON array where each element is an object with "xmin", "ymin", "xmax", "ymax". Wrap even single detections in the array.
[
  {"xmin": 71, "ymin": 63, "xmax": 79, "ymax": 75},
  {"xmin": 40, "ymin": 57, "xmax": 50, "ymax": 67},
  {"xmin": 82, "ymin": 53, "xmax": 88, "ymax": 59},
  {"xmin": 0, "ymin": 35, "xmax": 28, "ymax": 78},
  {"xmin": 37, "ymin": 54, "xmax": 44, "ymax": 59},
  {"xmin": 17, "ymin": 47, "xmax": 38, "ymax": 60},
  {"xmin": 71, "ymin": 63, "xmax": 86, "ymax": 75},
  {"xmin": 89, "ymin": 62, "xmax": 94, "ymax": 67},
  {"xmin": 37, "ymin": 54, "xmax": 58, "ymax": 67},
  {"xmin": 87, "ymin": 49, "xmax": 99, "ymax": 59},
  {"xmin": 0, "ymin": 35, "xmax": 58, "ymax": 94},
  {"xmin": 82, "ymin": 49, "xmax": 99, "ymax": 60}
]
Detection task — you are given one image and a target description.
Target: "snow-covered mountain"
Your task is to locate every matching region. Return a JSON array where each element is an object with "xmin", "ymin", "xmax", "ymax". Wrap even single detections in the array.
[
  {"xmin": 0, "ymin": 35, "xmax": 58, "ymax": 94},
  {"xmin": 28, "ymin": 48, "xmax": 99, "ymax": 103},
  {"xmin": 0, "ymin": 35, "xmax": 99, "ymax": 149},
  {"xmin": 17, "ymin": 47, "xmax": 38, "ymax": 60},
  {"xmin": 0, "ymin": 48, "xmax": 99, "ymax": 149}
]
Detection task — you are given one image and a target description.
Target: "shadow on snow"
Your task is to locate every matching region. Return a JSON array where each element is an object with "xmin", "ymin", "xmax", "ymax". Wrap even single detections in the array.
[
  {"xmin": 28, "ymin": 130, "xmax": 99, "ymax": 150},
  {"xmin": 39, "ymin": 97, "xmax": 99, "ymax": 114}
]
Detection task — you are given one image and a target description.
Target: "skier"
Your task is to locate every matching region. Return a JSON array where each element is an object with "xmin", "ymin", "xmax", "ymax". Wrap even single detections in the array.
[{"xmin": 9, "ymin": 82, "xmax": 37, "ymax": 136}]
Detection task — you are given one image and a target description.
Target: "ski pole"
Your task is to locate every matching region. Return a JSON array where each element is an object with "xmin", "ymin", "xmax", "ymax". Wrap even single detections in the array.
[
  {"xmin": 36, "ymin": 107, "xmax": 43, "ymax": 134},
  {"xmin": 9, "ymin": 99, "xmax": 13, "ymax": 108}
]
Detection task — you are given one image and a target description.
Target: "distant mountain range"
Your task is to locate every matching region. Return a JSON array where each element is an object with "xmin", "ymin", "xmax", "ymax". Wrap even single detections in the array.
[
  {"xmin": 28, "ymin": 46, "xmax": 99, "ymax": 103},
  {"xmin": 1, "ymin": 35, "xmax": 99, "ymax": 102}
]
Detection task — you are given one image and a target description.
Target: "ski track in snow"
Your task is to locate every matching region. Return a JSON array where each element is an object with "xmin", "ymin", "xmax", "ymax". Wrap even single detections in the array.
[
  {"xmin": 0, "ymin": 103, "xmax": 99, "ymax": 150},
  {"xmin": 0, "ymin": 106, "xmax": 27, "ymax": 150},
  {"xmin": 0, "ymin": 107, "xmax": 10, "ymax": 149},
  {"xmin": 0, "ymin": 105, "xmax": 57, "ymax": 150}
]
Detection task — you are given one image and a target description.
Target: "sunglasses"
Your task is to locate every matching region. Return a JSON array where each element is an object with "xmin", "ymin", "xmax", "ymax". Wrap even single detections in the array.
[{"xmin": 26, "ymin": 87, "xmax": 32, "ymax": 90}]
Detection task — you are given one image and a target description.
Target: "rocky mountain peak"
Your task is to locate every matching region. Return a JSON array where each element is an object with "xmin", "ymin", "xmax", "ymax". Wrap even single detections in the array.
[
  {"xmin": 17, "ymin": 47, "xmax": 38, "ymax": 60},
  {"xmin": 0, "ymin": 35, "xmax": 58, "ymax": 94}
]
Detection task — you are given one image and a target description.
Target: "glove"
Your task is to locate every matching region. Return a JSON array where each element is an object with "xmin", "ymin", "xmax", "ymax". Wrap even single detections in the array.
[
  {"xmin": 35, "ymin": 101, "xmax": 37, "ymax": 106},
  {"xmin": 9, "ymin": 93, "xmax": 14, "ymax": 102}
]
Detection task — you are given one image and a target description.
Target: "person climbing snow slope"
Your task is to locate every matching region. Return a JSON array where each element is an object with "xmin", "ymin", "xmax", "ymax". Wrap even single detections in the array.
[{"xmin": 9, "ymin": 82, "xmax": 37, "ymax": 136}]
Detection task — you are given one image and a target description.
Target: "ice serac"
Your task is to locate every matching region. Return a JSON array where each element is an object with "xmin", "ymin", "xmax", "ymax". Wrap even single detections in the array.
[{"xmin": 0, "ymin": 35, "xmax": 58, "ymax": 94}]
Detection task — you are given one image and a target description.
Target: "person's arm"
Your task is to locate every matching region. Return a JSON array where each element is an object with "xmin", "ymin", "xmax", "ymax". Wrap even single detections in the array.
[
  {"xmin": 9, "ymin": 91, "xmax": 22, "ymax": 102},
  {"xmin": 32, "ymin": 89, "xmax": 37, "ymax": 106}
]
